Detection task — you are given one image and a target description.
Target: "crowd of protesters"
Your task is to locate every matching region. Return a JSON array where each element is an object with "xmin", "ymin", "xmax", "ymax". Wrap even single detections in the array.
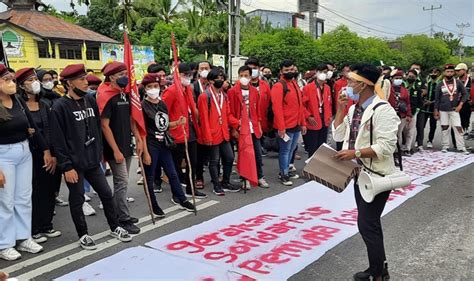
[{"xmin": 0, "ymin": 57, "xmax": 472, "ymax": 261}]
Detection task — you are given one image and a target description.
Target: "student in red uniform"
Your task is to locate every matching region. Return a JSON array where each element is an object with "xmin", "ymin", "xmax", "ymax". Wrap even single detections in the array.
[
  {"xmin": 333, "ymin": 63, "xmax": 353, "ymax": 150},
  {"xmin": 228, "ymin": 65, "xmax": 269, "ymax": 188},
  {"xmin": 193, "ymin": 61, "xmax": 212, "ymax": 189},
  {"xmin": 271, "ymin": 59, "xmax": 307, "ymax": 186},
  {"xmin": 198, "ymin": 68, "xmax": 241, "ymax": 195},
  {"xmin": 161, "ymin": 63, "xmax": 207, "ymax": 199},
  {"xmin": 388, "ymin": 70, "xmax": 412, "ymax": 154},
  {"xmin": 302, "ymin": 64, "xmax": 333, "ymax": 157}
]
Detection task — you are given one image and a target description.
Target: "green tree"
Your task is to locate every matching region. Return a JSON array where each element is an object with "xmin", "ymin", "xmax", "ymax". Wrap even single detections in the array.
[
  {"xmin": 135, "ymin": 0, "xmax": 183, "ymax": 26},
  {"xmin": 77, "ymin": 0, "xmax": 121, "ymax": 41},
  {"xmin": 434, "ymin": 32, "xmax": 461, "ymax": 55},
  {"xmin": 398, "ymin": 34, "xmax": 451, "ymax": 69}
]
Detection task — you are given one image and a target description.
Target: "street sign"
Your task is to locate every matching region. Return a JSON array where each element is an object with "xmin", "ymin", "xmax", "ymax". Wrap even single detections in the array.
[{"xmin": 212, "ymin": 54, "xmax": 226, "ymax": 68}]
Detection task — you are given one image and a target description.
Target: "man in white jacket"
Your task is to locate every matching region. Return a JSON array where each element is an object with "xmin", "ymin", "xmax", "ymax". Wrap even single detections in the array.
[{"xmin": 332, "ymin": 64, "xmax": 400, "ymax": 281}]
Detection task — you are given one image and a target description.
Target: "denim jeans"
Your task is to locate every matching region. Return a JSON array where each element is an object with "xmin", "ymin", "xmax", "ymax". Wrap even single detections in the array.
[
  {"xmin": 108, "ymin": 157, "xmax": 133, "ymax": 222},
  {"xmin": 144, "ymin": 144, "xmax": 187, "ymax": 213},
  {"xmin": 0, "ymin": 141, "xmax": 33, "ymax": 249},
  {"xmin": 277, "ymin": 131, "xmax": 300, "ymax": 176},
  {"xmin": 208, "ymin": 141, "xmax": 234, "ymax": 187}
]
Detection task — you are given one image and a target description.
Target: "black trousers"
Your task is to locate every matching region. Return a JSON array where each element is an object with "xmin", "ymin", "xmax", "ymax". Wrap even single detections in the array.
[
  {"xmin": 66, "ymin": 166, "xmax": 119, "ymax": 238},
  {"xmin": 209, "ymin": 141, "xmax": 234, "ymax": 187},
  {"xmin": 303, "ymin": 127, "xmax": 328, "ymax": 157},
  {"xmin": 171, "ymin": 141, "xmax": 197, "ymax": 194},
  {"xmin": 354, "ymin": 182, "xmax": 391, "ymax": 277},
  {"xmin": 196, "ymin": 143, "xmax": 210, "ymax": 181},
  {"xmin": 31, "ymin": 149, "xmax": 60, "ymax": 234},
  {"xmin": 422, "ymin": 112, "xmax": 437, "ymax": 143},
  {"xmin": 415, "ymin": 112, "xmax": 426, "ymax": 147},
  {"xmin": 460, "ymin": 102, "xmax": 471, "ymax": 130}
]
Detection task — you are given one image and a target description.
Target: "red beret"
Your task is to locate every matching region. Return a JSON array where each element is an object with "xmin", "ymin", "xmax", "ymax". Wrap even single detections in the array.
[
  {"xmin": 0, "ymin": 64, "xmax": 8, "ymax": 77},
  {"xmin": 86, "ymin": 74, "xmax": 102, "ymax": 85},
  {"xmin": 60, "ymin": 64, "xmax": 87, "ymax": 81},
  {"xmin": 14, "ymin": 67, "xmax": 36, "ymax": 85},
  {"xmin": 102, "ymin": 61, "xmax": 127, "ymax": 77},
  {"xmin": 393, "ymin": 70, "xmax": 404, "ymax": 77},
  {"xmin": 141, "ymin": 73, "xmax": 160, "ymax": 87}
]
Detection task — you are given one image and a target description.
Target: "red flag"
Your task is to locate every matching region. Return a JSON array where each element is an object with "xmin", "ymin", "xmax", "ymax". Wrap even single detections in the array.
[
  {"xmin": 123, "ymin": 31, "xmax": 146, "ymax": 137},
  {"xmin": 237, "ymin": 104, "xmax": 258, "ymax": 187},
  {"xmin": 170, "ymin": 32, "xmax": 181, "ymax": 89}
]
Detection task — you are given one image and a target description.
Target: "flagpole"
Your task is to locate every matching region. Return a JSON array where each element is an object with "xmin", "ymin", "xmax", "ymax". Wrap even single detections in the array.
[
  {"xmin": 183, "ymin": 125, "xmax": 197, "ymax": 215},
  {"xmin": 139, "ymin": 157, "xmax": 156, "ymax": 224}
]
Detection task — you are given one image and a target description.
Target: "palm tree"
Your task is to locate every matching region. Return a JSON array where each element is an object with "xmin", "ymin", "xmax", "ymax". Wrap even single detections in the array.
[
  {"xmin": 113, "ymin": 0, "xmax": 138, "ymax": 31},
  {"xmin": 134, "ymin": 0, "xmax": 183, "ymax": 25}
]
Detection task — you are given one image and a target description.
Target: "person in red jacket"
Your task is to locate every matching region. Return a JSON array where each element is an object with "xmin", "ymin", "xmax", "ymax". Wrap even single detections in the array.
[
  {"xmin": 388, "ymin": 70, "xmax": 412, "ymax": 154},
  {"xmin": 302, "ymin": 64, "xmax": 333, "ymax": 157},
  {"xmin": 245, "ymin": 58, "xmax": 272, "ymax": 134},
  {"xmin": 333, "ymin": 63, "xmax": 353, "ymax": 150},
  {"xmin": 271, "ymin": 59, "xmax": 307, "ymax": 186},
  {"xmin": 198, "ymin": 68, "xmax": 240, "ymax": 195},
  {"xmin": 161, "ymin": 63, "xmax": 207, "ymax": 199},
  {"xmin": 228, "ymin": 65, "xmax": 270, "ymax": 189}
]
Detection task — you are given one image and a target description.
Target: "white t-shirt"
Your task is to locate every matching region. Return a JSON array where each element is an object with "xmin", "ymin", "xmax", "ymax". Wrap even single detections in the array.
[{"xmin": 241, "ymin": 89, "xmax": 254, "ymax": 134}]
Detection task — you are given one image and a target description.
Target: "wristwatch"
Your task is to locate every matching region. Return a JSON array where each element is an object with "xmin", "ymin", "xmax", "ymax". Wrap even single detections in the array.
[{"xmin": 355, "ymin": 150, "xmax": 362, "ymax": 158}]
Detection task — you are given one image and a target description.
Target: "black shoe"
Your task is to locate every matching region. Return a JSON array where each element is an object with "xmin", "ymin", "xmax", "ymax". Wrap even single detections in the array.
[
  {"xmin": 153, "ymin": 183, "xmax": 163, "ymax": 193},
  {"xmin": 353, "ymin": 264, "xmax": 390, "ymax": 281},
  {"xmin": 279, "ymin": 174, "xmax": 293, "ymax": 186},
  {"xmin": 171, "ymin": 196, "xmax": 179, "ymax": 205},
  {"xmin": 221, "ymin": 181, "xmax": 241, "ymax": 193},
  {"xmin": 288, "ymin": 171, "xmax": 300, "ymax": 180},
  {"xmin": 213, "ymin": 186, "xmax": 225, "ymax": 196},
  {"xmin": 120, "ymin": 217, "xmax": 139, "ymax": 224},
  {"xmin": 153, "ymin": 207, "xmax": 166, "ymax": 218},
  {"xmin": 179, "ymin": 201, "xmax": 195, "ymax": 212},
  {"xmin": 186, "ymin": 190, "xmax": 208, "ymax": 199},
  {"xmin": 120, "ymin": 222, "xmax": 140, "ymax": 235}
]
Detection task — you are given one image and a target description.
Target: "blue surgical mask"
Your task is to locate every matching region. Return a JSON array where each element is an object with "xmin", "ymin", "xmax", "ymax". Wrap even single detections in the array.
[{"xmin": 345, "ymin": 86, "xmax": 359, "ymax": 102}]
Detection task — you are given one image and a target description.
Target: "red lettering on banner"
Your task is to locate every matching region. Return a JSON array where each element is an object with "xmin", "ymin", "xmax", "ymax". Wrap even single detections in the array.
[
  {"xmin": 321, "ymin": 216, "xmax": 357, "ymax": 226},
  {"xmin": 237, "ymin": 275, "xmax": 256, "ymax": 281},
  {"xmin": 195, "ymin": 232, "xmax": 224, "ymax": 247},
  {"xmin": 220, "ymin": 226, "xmax": 246, "ymax": 237},
  {"xmin": 299, "ymin": 206, "xmax": 332, "ymax": 217},
  {"xmin": 166, "ymin": 241, "xmax": 205, "ymax": 253},
  {"xmin": 244, "ymin": 214, "xmax": 279, "ymax": 224},
  {"xmin": 265, "ymin": 222, "xmax": 297, "ymax": 234},
  {"xmin": 311, "ymin": 225, "xmax": 340, "ymax": 234},
  {"xmin": 282, "ymin": 215, "xmax": 313, "ymax": 224},
  {"xmin": 203, "ymin": 251, "xmax": 237, "ymax": 263},
  {"xmin": 238, "ymin": 260, "xmax": 270, "ymax": 274}
]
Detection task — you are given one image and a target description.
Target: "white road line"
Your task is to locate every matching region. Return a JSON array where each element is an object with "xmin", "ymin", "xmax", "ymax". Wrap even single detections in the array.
[
  {"xmin": 15, "ymin": 200, "xmax": 219, "ymax": 280},
  {"xmin": 2, "ymin": 199, "xmax": 202, "ymax": 274}
]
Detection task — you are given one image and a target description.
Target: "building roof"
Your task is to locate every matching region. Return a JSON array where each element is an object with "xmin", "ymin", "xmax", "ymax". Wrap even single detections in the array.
[{"xmin": 0, "ymin": 9, "xmax": 118, "ymax": 43}]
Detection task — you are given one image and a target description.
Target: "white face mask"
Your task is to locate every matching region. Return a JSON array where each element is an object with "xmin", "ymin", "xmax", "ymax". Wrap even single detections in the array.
[
  {"xmin": 31, "ymin": 80, "xmax": 41, "ymax": 94},
  {"xmin": 326, "ymin": 71, "xmax": 333, "ymax": 79},
  {"xmin": 180, "ymin": 77, "xmax": 191, "ymax": 86},
  {"xmin": 317, "ymin": 72, "xmax": 327, "ymax": 81},
  {"xmin": 239, "ymin": 77, "xmax": 250, "ymax": 86},
  {"xmin": 42, "ymin": 81, "xmax": 54, "ymax": 90},
  {"xmin": 200, "ymin": 70, "xmax": 209, "ymax": 79},
  {"xmin": 393, "ymin": 79, "xmax": 403, "ymax": 86},
  {"xmin": 251, "ymin": 69, "xmax": 259, "ymax": 79},
  {"xmin": 146, "ymin": 88, "xmax": 160, "ymax": 99}
]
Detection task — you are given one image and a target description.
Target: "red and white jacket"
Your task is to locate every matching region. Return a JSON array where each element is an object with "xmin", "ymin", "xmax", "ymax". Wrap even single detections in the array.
[
  {"xmin": 302, "ymin": 81, "xmax": 333, "ymax": 130},
  {"xmin": 227, "ymin": 82, "xmax": 262, "ymax": 139}
]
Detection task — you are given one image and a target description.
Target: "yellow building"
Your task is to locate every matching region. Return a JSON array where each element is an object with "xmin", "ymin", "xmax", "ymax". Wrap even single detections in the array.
[{"xmin": 0, "ymin": 2, "xmax": 118, "ymax": 74}]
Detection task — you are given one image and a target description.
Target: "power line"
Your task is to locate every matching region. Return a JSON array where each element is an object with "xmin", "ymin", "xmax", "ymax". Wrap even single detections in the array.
[{"xmin": 422, "ymin": 4, "xmax": 442, "ymax": 37}]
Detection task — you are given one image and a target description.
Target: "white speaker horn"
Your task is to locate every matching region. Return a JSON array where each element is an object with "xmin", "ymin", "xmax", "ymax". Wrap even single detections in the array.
[{"xmin": 358, "ymin": 171, "xmax": 412, "ymax": 203}]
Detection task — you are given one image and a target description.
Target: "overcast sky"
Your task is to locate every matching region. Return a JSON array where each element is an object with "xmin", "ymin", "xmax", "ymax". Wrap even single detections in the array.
[{"xmin": 1, "ymin": 0, "xmax": 472, "ymax": 45}]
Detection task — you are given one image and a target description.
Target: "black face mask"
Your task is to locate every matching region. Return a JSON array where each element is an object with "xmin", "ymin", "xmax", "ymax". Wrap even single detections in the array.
[
  {"xmin": 73, "ymin": 87, "xmax": 88, "ymax": 97},
  {"xmin": 53, "ymin": 80, "xmax": 59, "ymax": 87},
  {"xmin": 445, "ymin": 75, "xmax": 454, "ymax": 80},
  {"xmin": 293, "ymin": 71, "xmax": 299, "ymax": 79},
  {"xmin": 283, "ymin": 72, "xmax": 294, "ymax": 80},
  {"xmin": 406, "ymin": 78, "xmax": 416, "ymax": 84},
  {"xmin": 384, "ymin": 74, "xmax": 391, "ymax": 80},
  {"xmin": 116, "ymin": 76, "xmax": 129, "ymax": 88},
  {"xmin": 213, "ymin": 80, "xmax": 224, "ymax": 89},
  {"xmin": 430, "ymin": 74, "xmax": 438, "ymax": 79},
  {"xmin": 263, "ymin": 74, "xmax": 272, "ymax": 79}
]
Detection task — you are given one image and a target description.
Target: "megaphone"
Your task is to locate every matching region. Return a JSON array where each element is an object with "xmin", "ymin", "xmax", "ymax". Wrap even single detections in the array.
[{"xmin": 358, "ymin": 171, "xmax": 411, "ymax": 203}]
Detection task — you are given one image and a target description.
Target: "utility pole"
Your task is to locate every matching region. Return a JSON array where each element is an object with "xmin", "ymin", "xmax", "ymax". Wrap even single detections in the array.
[
  {"xmin": 227, "ymin": 0, "xmax": 241, "ymax": 83},
  {"xmin": 423, "ymin": 4, "xmax": 442, "ymax": 37},
  {"xmin": 456, "ymin": 22, "xmax": 470, "ymax": 60}
]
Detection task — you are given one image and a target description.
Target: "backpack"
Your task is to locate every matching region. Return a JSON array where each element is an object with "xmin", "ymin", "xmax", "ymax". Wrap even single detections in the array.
[{"xmin": 267, "ymin": 79, "xmax": 289, "ymax": 123}]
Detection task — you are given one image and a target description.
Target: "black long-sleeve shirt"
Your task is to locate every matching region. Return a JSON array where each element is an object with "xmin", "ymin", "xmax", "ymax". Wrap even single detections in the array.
[
  {"xmin": 434, "ymin": 79, "xmax": 468, "ymax": 112},
  {"xmin": 50, "ymin": 94, "xmax": 103, "ymax": 172},
  {"xmin": 0, "ymin": 95, "xmax": 47, "ymax": 151}
]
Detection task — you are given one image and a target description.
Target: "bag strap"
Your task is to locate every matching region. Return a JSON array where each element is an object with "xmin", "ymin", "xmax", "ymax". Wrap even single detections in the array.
[{"xmin": 364, "ymin": 102, "xmax": 389, "ymax": 177}]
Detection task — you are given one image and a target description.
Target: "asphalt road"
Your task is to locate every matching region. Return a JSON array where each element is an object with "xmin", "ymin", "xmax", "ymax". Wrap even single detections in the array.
[{"xmin": 1, "ymin": 128, "xmax": 473, "ymax": 280}]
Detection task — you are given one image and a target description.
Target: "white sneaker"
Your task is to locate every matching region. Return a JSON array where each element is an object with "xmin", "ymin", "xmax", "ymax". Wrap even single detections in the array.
[
  {"xmin": 258, "ymin": 177, "xmax": 270, "ymax": 188},
  {"xmin": 110, "ymin": 227, "xmax": 132, "ymax": 242},
  {"xmin": 98, "ymin": 202, "xmax": 103, "ymax": 209},
  {"xmin": 459, "ymin": 148, "xmax": 470, "ymax": 155},
  {"xmin": 136, "ymin": 167, "xmax": 141, "ymax": 174},
  {"xmin": 84, "ymin": 194, "xmax": 91, "ymax": 202},
  {"xmin": 82, "ymin": 202, "xmax": 96, "ymax": 216},
  {"xmin": 32, "ymin": 233, "xmax": 48, "ymax": 243},
  {"xmin": 137, "ymin": 177, "xmax": 144, "ymax": 185},
  {"xmin": 441, "ymin": 147, "xmax": 448, "ymax": 153},
  {"xmin": 79, "ymin": 234, "xmax": 97, "ymax": 250},
  {"xmin": 55, "ymin": 197, "xmax": 69, "ymax": 207},
  {"xmin": 42, "ymin": 229, "xmax": 62, "ymax": 238},
  {"xmin": 17, "ymin": 238, "xmax": 43, "ymax": 254},
  {"xmin": 0, "ymin": 248, "xmax": 21, "ymax": 261},
  {"xmin": 241, "ymin": 180, "xmax": 251, "ymax": 190},
  {"xmin": 426, "ymin": 141, "xmax": 433, "ymax": 148},
  {"xmin": 289, "ymin": 164, "xmax": 297, "ymax": 172},
  {"xmin": 126, "ymin": 197, "xmax": 135, "ymax": 203},
  {"xmin": 417, "ymin": 146, "xmax": 424, "ymax": 152}
]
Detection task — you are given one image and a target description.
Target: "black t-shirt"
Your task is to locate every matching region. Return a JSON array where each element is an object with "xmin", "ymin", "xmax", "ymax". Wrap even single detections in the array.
[
  {"xmin": 101, "ymin": 93, "xmax": 133, "ymax": 159},
  {"xmin": 142, "ymin": 99, "xmax": 170, "ymax": 148},
  {"xmin": 0, "ymin": 97, "xmax": 29, "ymax": 145}
]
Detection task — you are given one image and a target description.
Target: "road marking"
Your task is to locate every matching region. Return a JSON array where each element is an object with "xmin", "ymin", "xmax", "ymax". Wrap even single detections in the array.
[
  {"xmin": 2, "ymin": 199, "xmax": 203, "ymax": 274},
  {"xmin": 15, "ymin": 200, "xmax": 219, "ymax": 280}
]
